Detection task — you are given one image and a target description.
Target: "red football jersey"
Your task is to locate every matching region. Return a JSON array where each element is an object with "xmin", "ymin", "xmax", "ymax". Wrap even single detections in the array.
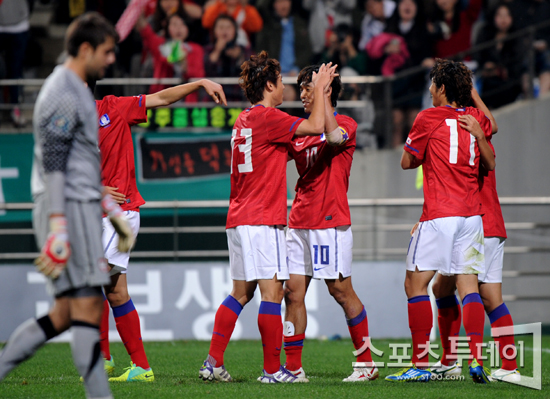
[
  {"xmin": 479, "ymin": 138, "xmax": 507, "ymax": 238},
  {"xmin": 97, "ymin": 95, "xmax": 147, "ymax": 212},
  {"xmin": 404, "ymin": 106, "xmax": 491, "ymax": 221},
  {"xmin": 288, "ymin": 113, "xmax": 357, "ymax": 229},
  {"xmin": 226, "ymin": 105, "xmax": 304, "ymax": 228}
]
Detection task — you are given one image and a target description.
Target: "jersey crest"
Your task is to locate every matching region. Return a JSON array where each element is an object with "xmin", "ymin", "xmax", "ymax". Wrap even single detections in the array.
[{"xmin": 99, "ymin": 113, "xmax": 111, "ymax": 128}]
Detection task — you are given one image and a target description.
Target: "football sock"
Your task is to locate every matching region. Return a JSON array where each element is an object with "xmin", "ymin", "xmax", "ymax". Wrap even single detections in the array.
[
  {"xmin": 462, "ymin": 293, "xmax": 485, "ymax": 365},
  {"xmin": 347, "ymin": 306, "xmax": 373, "ymax": 363},
  {"xmin": 0, "ymin": 316, "xmax": 58, "ymax": 380},
  {"xmin": 488, "ymin": 302, "xmax": 518, "ymax": 370},
  {"xmin": 208, "ymin": 295, "xmax": 243, "ymax": 367},
  {"xmin": 99, "ymin": 295, "xmax": 111, "ymax": 361},
  {"xmin": 436, "ymin": 295, "xmax": 461, "ymax": 366},
  {"xmin": 71, "ymin": 320, "xmax": 112, "ymax": 399},
  {"xmin": 258, "ymin": 301, "xmax": 283, "ymax": 375},
  {"xmin": 283, "ymin": 333, "xmax": 305, "ymax": 371},
  {"xmin": 112, "ymin": 299, "xmax": 149, "ymax": 370},
  {"xmin": 408, "ymin": 295, "xmax": 432, "ymax": 368}
]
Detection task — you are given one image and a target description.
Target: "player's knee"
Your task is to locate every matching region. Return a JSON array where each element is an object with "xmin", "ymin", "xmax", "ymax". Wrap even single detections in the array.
[
  {"xmin": 328, "ymin": 285, "xmax": 347, "ymax": 306},
  {"xmin": 284, "ymin": 285, "xmax": 305, "ymax": 306}
]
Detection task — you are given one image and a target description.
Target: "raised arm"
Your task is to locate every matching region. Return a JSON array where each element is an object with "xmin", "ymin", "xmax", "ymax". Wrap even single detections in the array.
[
  {"xmin": 471, "ymin": 88, "xmax": 498, "ymax": 134},
  {"xmin": 145, "ymin": 79, "xmax": 227, "ymax": 108},
  {"xmin": 458, "ymin": 115, "xmax": 496, "ymax": 171}
]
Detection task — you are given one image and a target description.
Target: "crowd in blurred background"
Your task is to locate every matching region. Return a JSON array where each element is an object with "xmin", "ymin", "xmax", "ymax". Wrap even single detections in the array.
[{"xmin": 0, "ymin": 0, "xmax": 549, "ymax": 146}]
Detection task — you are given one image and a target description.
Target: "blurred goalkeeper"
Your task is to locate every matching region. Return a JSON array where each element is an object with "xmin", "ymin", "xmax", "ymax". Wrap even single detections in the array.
[{"xmin": 0, "ymin": 13, "xmax": 131, "ymax": 399}]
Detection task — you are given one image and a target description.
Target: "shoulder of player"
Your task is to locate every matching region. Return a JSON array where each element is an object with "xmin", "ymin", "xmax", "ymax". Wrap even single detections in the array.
[{"xmin": 335, "ymin": 114, "xmax": 358, "ymax": 130}]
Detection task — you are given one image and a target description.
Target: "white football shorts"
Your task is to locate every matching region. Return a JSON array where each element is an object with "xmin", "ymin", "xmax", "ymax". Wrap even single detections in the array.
[
  {"xmin": 226, "ymin": 225, "xmax": 289, "ymax": 282},
  {"xmin": 102, "ymin": 210, "xmax": 140, "ymax": 275},
  {"xmin": 478, "ymin": 237, "xmax": 505, "ymax": 283},
  {"xmin": 406, "ymin": 215, "xmax": 485, "ymax": 275},
  {"xmin": 287, "ymin": 226, "xmax": 352, "ymax": 279}
]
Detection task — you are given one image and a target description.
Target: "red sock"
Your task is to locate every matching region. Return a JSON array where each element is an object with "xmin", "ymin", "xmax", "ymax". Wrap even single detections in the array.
[
  {"xmin": 408, "ymin": 295, "xmax": 432, "ymax": 367},
  {"xmin": 489, "ymin": 303, "xmax": 517, "ymax": 370},
  {"xmin": 100, "ymin": 297, "xmax": 111, "ymax": 360},
  {"xmin": 462, "ymin": 293, "xmax": 485, "ymax": 366},
  {"xmin": 284, "ymin": 333, "xmax": 305, "ymax": 371},
  {"xmin": 113, "ymin": 299, "xmax": 149, "ymax": 369},
  {"xmin": 347, "ymin": 306, "xmax": 372, "ymax": 363},
  {"xmin": 258, "ymin": 301, "xmax": 282, "ymax": 374},
  {"xmin": 208, "ymin": 295, "xmax": 242, "ymax": 367},
  {"xmin": 436, "ymin": 295, "xmax": 461, "ymax": 366}
]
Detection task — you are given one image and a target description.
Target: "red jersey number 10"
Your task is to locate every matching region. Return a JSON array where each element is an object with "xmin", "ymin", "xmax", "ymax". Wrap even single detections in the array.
[
  {"xmin": 231, "ymin": 128, "xmax": 253, "ymax": 174},
  {"xmin": 445, "ymin": 119, "xmax": 475, "ymax": 166}
]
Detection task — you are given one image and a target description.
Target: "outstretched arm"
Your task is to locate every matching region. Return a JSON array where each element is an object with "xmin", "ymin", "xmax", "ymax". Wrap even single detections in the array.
[{"xmin": 145, "ymin": 79, "xmax": 227, "ymax": 109}]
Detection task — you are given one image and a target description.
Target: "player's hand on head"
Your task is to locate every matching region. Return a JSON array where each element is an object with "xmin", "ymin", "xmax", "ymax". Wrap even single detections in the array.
[
  {"xmin": 101, "ymin": 194, "xmax": 136, "ymax": 253},
  {"xmin": 202, "ymin": 79, "xmax": 227, "ymax": 106},
  {"xmin": 35, "ymin": 216, "xmax": 70, "ymax": 279},
  {"xmin": 458, "ymin": 115, "xmax": 484, "ymax": 140},
  {"xmin": 104, "ymin": 186, "xmax": 126, "ymax": 205}
]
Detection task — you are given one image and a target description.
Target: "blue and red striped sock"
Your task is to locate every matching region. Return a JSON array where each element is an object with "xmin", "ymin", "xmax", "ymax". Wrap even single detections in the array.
[
  {"xmin": 462, "ymin": 293, "xmax": 485, "ymax": 365},
  {"xmin": 347, "ymin": 306, "xmax": 373, "ymax": 363},
  {"xmin": 258, "ymin": 301, "xmax": 283, "ymax": 374},
  {"xmin": 208, "ymin": 295, "xmax": 243, "ymax": 367},
  {"xmin": 436, "ymin": 295, "xmax": 461, "ymax": 366},
  {"xmin": 283, "ymin": 333, "xmax": 305, "ymax": 371},
  {"xmin": 113, "ymin": 298, "xmax": 149, "ymax": 369},
  {"xmin": 408, "ymin": 295, "xmax": 432, "ymax": 367},
  {"xmin": 489, "ymin": 302, "xmax": 517, "ymax": 370}
]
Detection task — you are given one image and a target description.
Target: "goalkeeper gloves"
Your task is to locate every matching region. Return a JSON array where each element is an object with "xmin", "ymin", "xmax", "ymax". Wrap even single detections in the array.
[
  {"xmin": 101, "ymin": 194, "xmax": 135, "ymax": 252},
  {"xmin": 35, "ymin": 216, "xmax": 70, "ymax": 279}
]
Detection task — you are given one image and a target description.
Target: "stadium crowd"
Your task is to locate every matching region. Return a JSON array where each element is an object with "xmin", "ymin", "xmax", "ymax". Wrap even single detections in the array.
[{"xmin": 1, "ymin": 0, "xmax": 550, "ymax": 143}]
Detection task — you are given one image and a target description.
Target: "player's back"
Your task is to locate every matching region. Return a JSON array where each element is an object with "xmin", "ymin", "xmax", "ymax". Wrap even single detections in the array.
[
  {"xmin": 226, "ymin": 105, "xmax": 303, "ymax": 228},
  {"xmin": 410, "ymin": 106, "xmax": 489, "ymax": 221},
  {"xmin": 31, "ymin": 66, "xmax": 101, "ymax": 202}
]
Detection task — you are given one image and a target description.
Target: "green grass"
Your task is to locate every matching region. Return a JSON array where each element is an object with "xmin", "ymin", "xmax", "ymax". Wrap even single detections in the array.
[{"xmin": 1, "ymin": 337, "xmax": 549, "ymax": 398}]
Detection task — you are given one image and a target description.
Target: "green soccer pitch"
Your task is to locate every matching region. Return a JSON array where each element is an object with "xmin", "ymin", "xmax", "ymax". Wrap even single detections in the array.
[{"xmin": 1, "ymin": 337, "xmax": 549, "ymax": 398}]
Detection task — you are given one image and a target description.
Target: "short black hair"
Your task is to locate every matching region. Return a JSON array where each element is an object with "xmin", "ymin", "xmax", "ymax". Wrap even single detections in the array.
[
  {"xmin": 429, "ymin": 58, "xmax": 473, "ymax": 107},
  {"xmin": 65, "ymin": 12, "xmax": 118, "ymax": 57},
  {"xmin": 297, "ymin": 65, "xmax": 342, "ymax": 107}
]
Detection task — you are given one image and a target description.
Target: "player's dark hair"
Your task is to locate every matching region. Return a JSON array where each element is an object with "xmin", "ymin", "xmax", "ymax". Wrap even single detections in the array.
[
  {"xmin": 429, "ymin": 58, "xmax": 473, "ymax": 107},
  {"xmin": 65, "ymin": 12, "xmax": 118, "ymax": 57},
  {"xmin": 239, "ymin": 51, "xmax": 281, "ymax": 104},
  {"xmin": 297, "ymin": 64, "xmax": 341, "ymax": 107}
]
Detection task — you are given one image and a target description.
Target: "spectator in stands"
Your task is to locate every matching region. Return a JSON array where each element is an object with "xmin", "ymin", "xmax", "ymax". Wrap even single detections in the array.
[
  {"xmin": 428, "ymin": 0, "xmax": 482, "ymax": 59},
  {"xmin": 204, "ymin": 14, "xmax": 250, "ymax": 101},
  {"xmin": 358, "ymin": 0, "xmax": 395, "ymax": 51},
  {"xmin": 384, "ymin": 0, "xmax": 433, "ymax": 146},
  {"xmin": 0, "ymin": 0, "xmax": 30, "ymax": 127},
  {"xmin": 509, "ymin": 0, "xmax": 550, "ymax": 96},
  {"xmin": 475, "ymin": 3, "xmax": 524, "ymax": 108},
  {"xmin": 202, "ymin": 0, "xmax": 263, "ymax": 48},
  {"xmin": 303, "ymin": 0, "xmax": 358, "ymax": 61},
  {"xmin": 137, "ymin": 12, "xmax": 205, "ymax": 100},
  {"xmin": 256, "ymin": 0, "xmax": 312, "ymax": 76},
  {"xmin": 321, "ymin": 24, "xmax": 368, "ymax": 75},
  {"xmin": 151, "ymin": 0, "xmax": 206, "ymax": 44}
]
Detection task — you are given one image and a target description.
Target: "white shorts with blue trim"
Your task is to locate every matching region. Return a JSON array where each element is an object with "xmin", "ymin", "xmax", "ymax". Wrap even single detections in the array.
[
  {"xmin": 406, "ymin": 216, "xmax": 485, "ymax": 275},
  {"xmin": 478, "ymin": 237, "xmax": 505, "ymax": 283},
  {"xmin": 102, "ymin": 210, "xmax": 140, "ymax": 275},
  {"xmin": 286, "ymin": 226, "xmax": 352, "ymax": 279},
  {"xmin": 226, "ymin": 225, "xmax": 289, "ymax": 282}
]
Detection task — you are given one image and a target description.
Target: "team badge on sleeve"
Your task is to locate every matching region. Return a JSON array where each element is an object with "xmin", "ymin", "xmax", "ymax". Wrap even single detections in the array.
[{"xmin": 99, "ymin": 114, "xmax": 111, "ymax": 127}]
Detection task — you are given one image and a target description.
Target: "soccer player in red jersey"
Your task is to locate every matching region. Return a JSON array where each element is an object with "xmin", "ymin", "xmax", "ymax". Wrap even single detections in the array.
[
  {"xmin": 199, "ymin": 51, "xmax": 335, "ymax": 383},
  {"xmin": 430, "ymin": 89, "xmax": 520, "ymax": 383},
  {"xmin": 282, "ymin": 65, "xmax": 377, "ymax": 383},
  {"xmin": 95, "ymin": 79, "xmax": 227, "ymax": 382},
  {"xmin": 385, "ymin": 59, "xmax": 496, "ymax": 383}
]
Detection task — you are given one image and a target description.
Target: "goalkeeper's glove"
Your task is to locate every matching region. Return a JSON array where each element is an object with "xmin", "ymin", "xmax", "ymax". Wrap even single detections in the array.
[
  {"xmin": 102, "ymin": 194, "xmax": 135, "ymax": 252},
  {"xmin": 35, "ymin": 216, "xmax": 70, "ymax": 279}
]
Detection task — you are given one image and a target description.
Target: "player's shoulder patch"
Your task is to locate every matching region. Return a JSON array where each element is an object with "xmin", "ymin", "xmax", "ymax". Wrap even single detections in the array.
[{"xmin": 99, "ymin": 113, "xmax": 111, "ymax": 128}]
